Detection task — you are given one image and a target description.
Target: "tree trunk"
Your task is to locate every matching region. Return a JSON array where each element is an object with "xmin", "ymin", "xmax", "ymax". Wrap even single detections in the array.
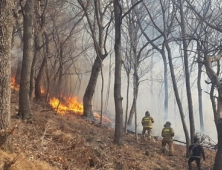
[
  {"xmin": 104, "ymin": 55, "xmax": 112, "ymax": 114},
  {"xmin": 165, "ymin": 42, "xmax": 190, "ymax": 157},
  {"xmin": 134, "ymin": 93, "xmax": 138, "ymax": 142},
  {"xmin": 127, "ymin": 82, "xmax": 139, "ymax": 126},
  {"xmin": 55, "ymin": 64, "xmax": 63, "ymax": 98},
  {"xmin": 83, "ymin": 56, "xmax": 103, "ymax": 120},
  {"xmin": 0, "ymin": 0, "xmax": 14, "ymax": 149},
  {"xmin": 100, "ymin": 65, "xmax": 104, "ymax": 127},
  {"xmin": 150, "ymin": 55, "xmax": 154, "ymax": 104},
  {"xmin": 54, "ymin": 46, "xmax": 64, "ymax": 98},
  {"xmin": 204, "ymin": 55, "xmax": 222, "ymax": 169},
  {"xmin": 133, "ymin": 67, "xmax": 139, "ymax": 143},
  {"xmin": 162, "ymin": 49, "xmax": 168, "ymax": 122},
  {"xmin": 178, "ymin": 0, "xmax": 195, "ymax": 141},
  {"xmin": 35, "ymin": 32, "xmax": 48, "ymax": 100},
  {"xmin": 30, "ymin": 35, "xmax": 41, "ymax": 101},
  {"xmin": 14, "ymin": 20, "xmax": 23, "ymax": 86},
  {"xmin": 127, "ymin": 99, "xmax": 135, "ymax": 125},
  {"xmin": 114, "ymin": 0, "xmax": 123, "ymax": 144},
  {"xmin": 77, "ymin": 76, "xmax": 82, "ymax": 96},
  {"xmin": 138, "ymin": 20, "xmax": 169, "ymax": 123},
  {"xmin": 18, "ymin": 0, "xmax": 35, "ymax": 118},
  {"xmin": 125, "ymin": 71, "xmax": 130, "ymax": 132},
  {"xmin": 35, "ymin": 56, "xmax": 47, "ymax": 100},
  {"xmin": 214, "ymin": 105, "xmax": 222, "ymax": 169},
  {"xmin": 197, "ymin": 43, "xmax": 204, "ymax": 132},
  {"xmin": 78, "ymin": 0, "xmax": 109, "ymax": 120},
  {"xmin": 82, "ymin": 9, "xmax": 108, "ymax": 119},
  {"xmin": 15, "ymin": 57, "xmax": 22, "ymax": 86}
]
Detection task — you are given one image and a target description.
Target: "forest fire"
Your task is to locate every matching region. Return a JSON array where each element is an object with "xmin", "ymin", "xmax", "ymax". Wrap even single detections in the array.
[
  {"xmin": 11, "ymin": 77, "xmax": 111, "ymax": 124},
  {"xmin": 49, "ymin": 97, "xmax": 112, "ymax": 124},
  {"xmin": 11, "ymin": 77, "xmax": 45, "ymax": 94},
  {"xmin": 49, "ymin": 97, "xmax": 83, "ymax": 115}
]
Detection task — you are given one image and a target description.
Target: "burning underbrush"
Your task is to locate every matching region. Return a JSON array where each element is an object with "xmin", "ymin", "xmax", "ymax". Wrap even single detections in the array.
[
  {"xmin": 49, "ymin": 96, "xmax": 112, "ymax": 126},
  {"xmin": 49, "ymin": 97, "xmax": 83, "ymax": 115},
  {"xmin": 11, "ymin": 77, "xmax": 112, "ymax": 126},
  {"xmin": 10, "ymin": 77, "xmax": 19, "ymax": 91}
]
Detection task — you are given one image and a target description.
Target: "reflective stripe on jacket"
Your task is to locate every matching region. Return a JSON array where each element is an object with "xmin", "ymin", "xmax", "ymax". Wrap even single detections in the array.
[
  {"xmin": 161, "ymin": 127, "xmax": 175, "ymax": 141},
  {"xmin": 141, "ymin": 116, "xmax": 154, "ymax": 128}
]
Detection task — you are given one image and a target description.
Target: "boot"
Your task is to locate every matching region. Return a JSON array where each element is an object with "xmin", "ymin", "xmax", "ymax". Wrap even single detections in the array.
[{"xmin": 148, "ymin": 136, "xmax": 152, "ymax": 140}]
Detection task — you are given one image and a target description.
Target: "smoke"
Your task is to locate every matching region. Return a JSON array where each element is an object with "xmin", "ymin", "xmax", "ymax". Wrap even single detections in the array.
[
  {"xmin": 10, "ymin": 37, "xmax": 217, "ymax": 143},
  {"xmin": 11, "ymin": 47, "xmax": 23, "ymax": 76},
  {"xmin": 89, "ymin": 54, "xmax": 217, "ymax": 143}
]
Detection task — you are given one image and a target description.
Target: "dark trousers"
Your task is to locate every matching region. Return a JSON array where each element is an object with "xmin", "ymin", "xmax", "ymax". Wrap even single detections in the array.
[{"xmin": 188, "ymin": 157, "xmax": 201, "ymax": 170}]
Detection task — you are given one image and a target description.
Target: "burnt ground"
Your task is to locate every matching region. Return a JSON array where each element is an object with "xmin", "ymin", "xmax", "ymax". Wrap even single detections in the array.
[{"xmin": 0, "ymin": 91, "xmax": 216, "ymax": 170}]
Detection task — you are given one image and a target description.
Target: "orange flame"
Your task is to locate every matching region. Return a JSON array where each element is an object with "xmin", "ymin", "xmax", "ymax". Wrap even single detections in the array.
[
  {"xmin": 49, "ymin": 96, "xmax": 112, "ymax": 125},
  {"xmin": 49, "ymin": 97, "xmax": 83, "ymax": 115},
  {"xmin": 11, "ymin": 77, "xmax": 45, "ymax": 95},
  {"xmin": 11, "ymin": 77, "xmax": 20, "ymax": 91},
  {"xmin": 94, "ymin": 112, "xmax": 112, "ymax": 124},
  {"xmin": 11, "ymin": 76, "xmax": 111, "ymax": 125},
  {"xmin": 40, "ymin": 87, "xmax": 45, "ymax": 94}
]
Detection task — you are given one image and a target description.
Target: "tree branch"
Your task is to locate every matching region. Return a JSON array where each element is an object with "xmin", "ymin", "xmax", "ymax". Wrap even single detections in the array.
[{"xmin": 121, "ymin": 0, "xmax": 143, "ymax": 20}]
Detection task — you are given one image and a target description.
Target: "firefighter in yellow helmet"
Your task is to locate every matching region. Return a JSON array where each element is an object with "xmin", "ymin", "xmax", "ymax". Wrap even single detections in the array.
[
  {"xmin": 161, "ymin": 121, "xmax": 175, "ymax": 156},
  {"xmin": 141, "ymin": 111, "xmax": 154, "ymax": 140}
]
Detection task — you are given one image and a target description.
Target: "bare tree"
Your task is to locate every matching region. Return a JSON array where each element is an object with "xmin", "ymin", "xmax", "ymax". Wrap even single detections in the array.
[
  {"xmin": 197, "ymin": 42, "xmax": 204, "ymax": 132},
  {"xmin": 122, "ymin": 32, "xmax": 132, "ymax": 133},
  {"xmin": 188, "ymin": 3, "xmax": 211, "ymax": 132},
  {"xmin": 17, "ymin": 0, "xmax": 35, "ymax": 118},
  {"xmin": 104, "ymin": 54, "xmax": 113, "ymax": 118},
  {"xmin": 41, "ymin": 1, "xmax": 85, "ymax": 102},
  {"xmin": 77, "ymin": 0, "xmax": 112, "ymax": 120},
  {"xmin": 13, "ymin": 15, "xmax": 23, "ymax": 87},
  {"xmin": 35, "ymin": 32, "xmax": 48, "ymax": 100},
  {"xmin": 113, "ymin": 0, "xmax": 143, "ymax": 144},
  {"xmin": 185, "ymin": 0, "xmax": 222, "ymax": 168},
  {"xmin": 177, "ymin": 0, "xmax": 195, "ymax": 142},
  {"xmin": 100, "ymin": 62, "xmax": 104, "ymax": 127},
  {"xmin": 30, "ymin": 0, "xmax": 49, "ymax": 101},
  {"xmin": 0, "ymin": 0, "xmax": 14, "ymax": 149},
  {"xmin": 204, "ymin": 53, "xmax": 222, "ymax": 170},
  {"xmin": 125, "ymin": 1, "xmax": 150, "ymax": 128},
  {"xmin": 113, "ymin": 0, "xmax": 123, "ymax": 144},
  {"xmin": 15, "ymin": 58, "xmax": 22, "ymax": 86}
]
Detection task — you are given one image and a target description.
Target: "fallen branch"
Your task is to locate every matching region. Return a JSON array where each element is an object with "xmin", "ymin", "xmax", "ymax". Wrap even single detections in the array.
[{"xmin": 173, "ymin": 139, "xmax": 186, "ymax": 145}]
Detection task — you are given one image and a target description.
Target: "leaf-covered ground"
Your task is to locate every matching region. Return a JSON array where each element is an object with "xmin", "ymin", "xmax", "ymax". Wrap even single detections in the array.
[{"xmin": 1, "ymin": 91, "xmax": 216, "ymax": 170}]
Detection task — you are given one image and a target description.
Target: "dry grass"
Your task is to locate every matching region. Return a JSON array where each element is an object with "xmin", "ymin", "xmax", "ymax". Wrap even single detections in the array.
[
  {"xmin": 0, "ymin": 150, "xmax": 58, "ymax": 170},
  {"xmin": 4, "ymin": 91, "xmax": 216, "ymax": 170}
]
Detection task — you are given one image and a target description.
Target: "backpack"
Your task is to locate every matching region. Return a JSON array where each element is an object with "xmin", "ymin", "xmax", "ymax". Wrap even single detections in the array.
[{"xmin": 189, "ymin": 144, "xmax": 197, "ymax": 157}]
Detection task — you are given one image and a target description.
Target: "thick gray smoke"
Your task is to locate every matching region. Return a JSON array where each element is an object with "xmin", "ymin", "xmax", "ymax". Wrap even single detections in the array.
[{"xmin": 85, "ymin": 55, "xmax": 217, "ymax": 143}]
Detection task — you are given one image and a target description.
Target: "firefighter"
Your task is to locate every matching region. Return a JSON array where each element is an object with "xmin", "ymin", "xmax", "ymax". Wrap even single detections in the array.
[
  {"xmin": 188, "ymin": 136, "xmax": 205, "ymax": 170},
  {"xmin": 141, "ymin": 111, "xmax": 154, "ymax": 140},
  {"xmin": 161, "ymin": 121, "xmax": 175, "ymax": 156}
]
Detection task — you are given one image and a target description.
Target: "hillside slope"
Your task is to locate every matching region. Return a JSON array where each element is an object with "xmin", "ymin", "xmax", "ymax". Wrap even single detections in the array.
[{"xmin": 1, "ymin": 91, "xmax": 216, "ymax": 170}]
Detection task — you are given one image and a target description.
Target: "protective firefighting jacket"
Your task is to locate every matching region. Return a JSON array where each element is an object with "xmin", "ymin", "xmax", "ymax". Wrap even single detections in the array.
[
  {"xmin": 161, "ymin": 126, "xmax": 175, "ymax": 142},
  {"xmin": 141, "ymin": 116, "xmax": 154, "ymax": 128}
]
